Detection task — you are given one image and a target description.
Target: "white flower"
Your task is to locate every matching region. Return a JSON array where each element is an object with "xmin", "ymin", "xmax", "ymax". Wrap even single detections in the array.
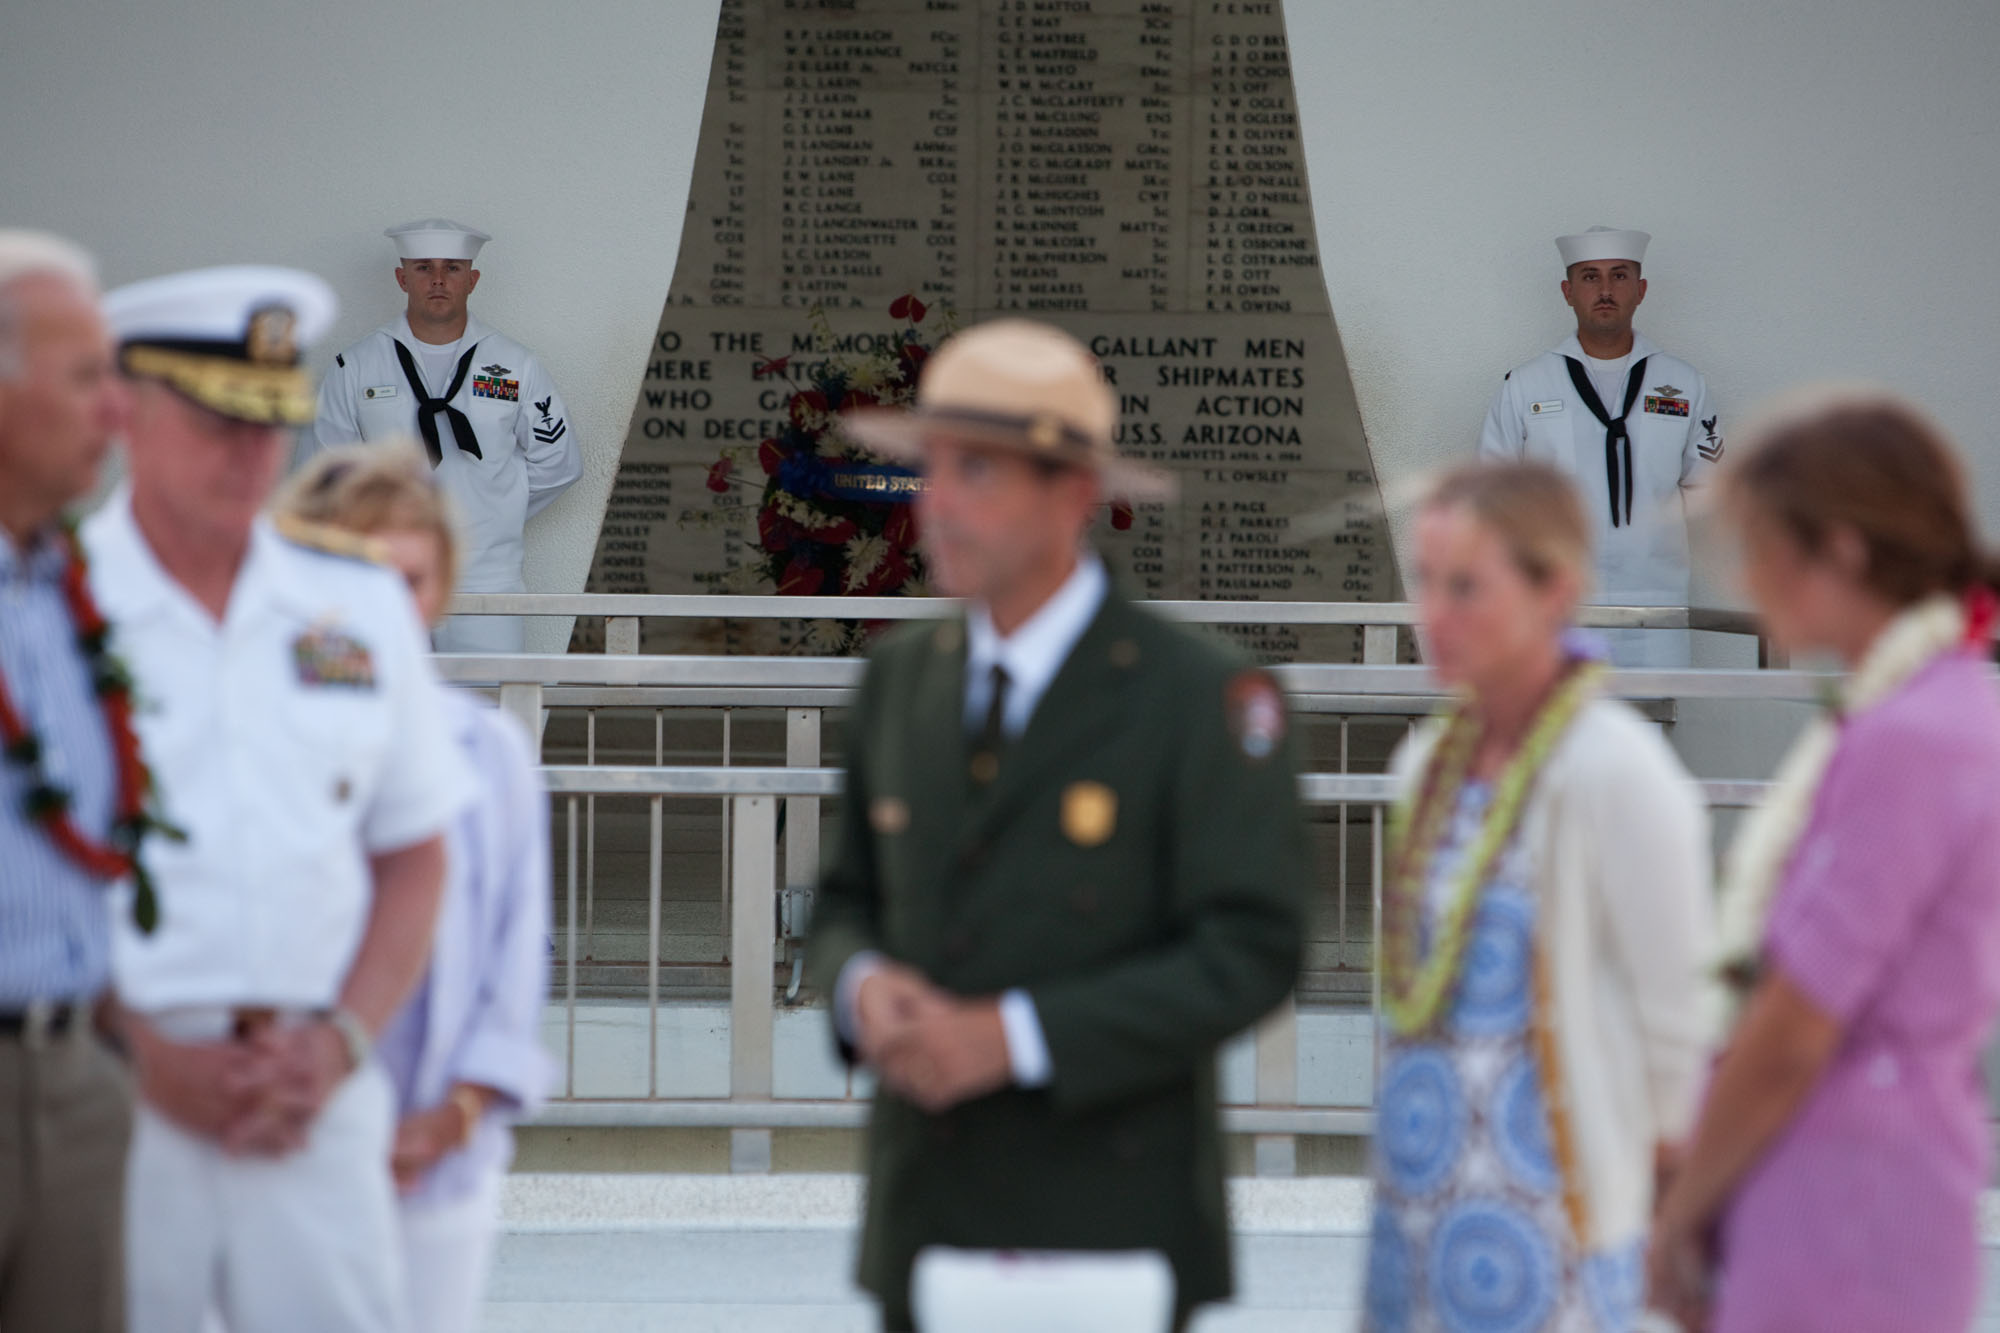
[{"xmin": 842, "ymin": 535, "xmax": 888, "ymax": 592}]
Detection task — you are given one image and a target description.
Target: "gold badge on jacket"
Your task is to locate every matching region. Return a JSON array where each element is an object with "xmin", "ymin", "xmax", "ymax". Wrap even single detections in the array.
[{"xmin": 1061, "ymin": 781, "xmax": 1118, "ymax": 847}]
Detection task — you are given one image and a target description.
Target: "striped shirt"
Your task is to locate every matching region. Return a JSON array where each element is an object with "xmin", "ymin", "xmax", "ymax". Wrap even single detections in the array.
[{"xmin": 0, "ymin": 525, "xmax": 116, "ymax": 1005}]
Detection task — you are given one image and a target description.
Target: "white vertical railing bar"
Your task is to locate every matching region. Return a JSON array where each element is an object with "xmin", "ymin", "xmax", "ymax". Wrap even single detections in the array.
[
  {"xmin": 605, "ymin": 615, "xmax": 641, "ymax": 656},
  {"xmin": 564, "ymin": 795, "xmax": 578, "ymax": 1099},
  {"xmin": 1371, "ymin": 803, "xmax": 1386, "ymax": 1090},
  {"xmin": 1337, "ymin": 718, "xmax": 1351, "ymax": 956},
  {"xmin": 584, "ymin": 709, "xmax": 598, "ymax": 961},
  {"xmin": 648, "ymin": 790, "xmax": 663, "ymax": 1100},
  {"xmin": 784, "ymin": 708, "xmax": 823, "ymax": 951},
  {"xmin": 499, "ymin": 681, "xmax": 544, "ymax": 756},
  {"xmin": 729, "ymin": 793, "xmax": 779, "ymax": 1174},
  {"xmin": 720, "ymin": 710, "xmax": 733, "ymax": 963}
]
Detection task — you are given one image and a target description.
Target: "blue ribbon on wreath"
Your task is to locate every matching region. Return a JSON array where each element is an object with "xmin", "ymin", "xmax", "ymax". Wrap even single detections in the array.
[{"xmin": 776, "ymin": 454, "xmax": 921, "ymax": 506}]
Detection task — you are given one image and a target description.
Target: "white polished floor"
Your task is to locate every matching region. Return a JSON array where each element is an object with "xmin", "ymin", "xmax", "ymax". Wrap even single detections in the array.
[
  {"xmin": 479, "ymin": 1174, "xmax": 2000, "ymax": 1332},
  {"xmin": 483, "ymin": 1226, "xmax": 1359, "ymax": 1333}
]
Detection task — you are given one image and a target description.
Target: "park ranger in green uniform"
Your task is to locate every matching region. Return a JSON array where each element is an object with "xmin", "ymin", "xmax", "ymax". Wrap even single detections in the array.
[{"xmin": 810, "ymin": 318, "xmax": 1311, "ymax": 1331}]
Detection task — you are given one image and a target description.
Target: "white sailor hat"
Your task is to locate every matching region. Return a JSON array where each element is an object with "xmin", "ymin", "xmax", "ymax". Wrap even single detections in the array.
[
  {"xmin": 106, "ymin": 265, "xmax": 337, "ymax": 426},
  {"xmin": 384, "ymin": 218, "xmax": 490, "ymax": 263},
  {"xmin": 1556, "ymin": 226, "xmax": 1650, "ymax": 269}
]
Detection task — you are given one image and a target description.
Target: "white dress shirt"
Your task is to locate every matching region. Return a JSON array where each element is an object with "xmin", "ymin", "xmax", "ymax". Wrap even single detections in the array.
[{"xmin": 837, "ymin": 553, "xmax": 1109, "ymax": 1087}]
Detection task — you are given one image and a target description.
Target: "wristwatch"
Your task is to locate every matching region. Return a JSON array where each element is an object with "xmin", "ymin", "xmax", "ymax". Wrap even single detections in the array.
[{"xmin": 325, "ymin": 1007, "xmax": 373, "ymax": 1074}]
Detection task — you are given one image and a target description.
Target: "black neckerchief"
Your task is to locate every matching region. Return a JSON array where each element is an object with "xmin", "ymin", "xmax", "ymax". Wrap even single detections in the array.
[
  {"xmin": 1562, "ymin": 354, "xmax": 1650, "ymax": 528},
  {"xmin": 392, "ymin": 339, "xmax": 483, "ymax": 467}
]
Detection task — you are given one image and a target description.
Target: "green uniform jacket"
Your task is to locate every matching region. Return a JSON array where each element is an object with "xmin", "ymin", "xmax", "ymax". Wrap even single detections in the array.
[{"xmin": 808, "ymin": 584, "xmax": 1311, "ymax": 1329}]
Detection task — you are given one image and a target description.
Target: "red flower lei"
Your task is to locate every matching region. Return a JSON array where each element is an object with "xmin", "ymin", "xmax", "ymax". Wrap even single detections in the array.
[{"xmin": 0, "ymin": 527, "xmax": 167, "ymax": 931}]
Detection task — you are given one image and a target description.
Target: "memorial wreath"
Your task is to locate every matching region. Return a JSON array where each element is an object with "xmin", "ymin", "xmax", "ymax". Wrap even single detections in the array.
[{"xmin": 701, "ymin": 296, "xmax": 946, "ymax": 648}]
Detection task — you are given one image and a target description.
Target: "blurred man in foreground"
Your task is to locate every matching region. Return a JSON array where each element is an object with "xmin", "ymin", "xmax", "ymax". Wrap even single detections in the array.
[
  {"xmin": 0, "ymin": 230, "xmax": 133, "ymax": 1333},
  {"xmin": 85, "ymin": 265, "xmax": 469, "ymax": 1333},
  {"xmin": 810, "ymin": 319, "xmax": 1310, "ymax": 1332}
]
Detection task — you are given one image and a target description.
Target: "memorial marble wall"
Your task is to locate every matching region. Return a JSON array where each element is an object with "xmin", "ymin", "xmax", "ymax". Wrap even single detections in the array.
[{"xmin": 585, "ymin": 0, "xmax": 1396, "ymax": 659}]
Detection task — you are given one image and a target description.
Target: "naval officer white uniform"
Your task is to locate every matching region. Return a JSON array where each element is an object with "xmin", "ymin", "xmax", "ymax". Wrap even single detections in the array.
[
  {"xmin": 85, "ymin": 266, "xmax": 471, "ymax": 1333},
  {"xmin": 311, "ymin": 219, "xmax": 582, "ymax": 654},
  {"xmin": 1479, "ymin": 227, "xmax": 1723, "ymax": 667}
]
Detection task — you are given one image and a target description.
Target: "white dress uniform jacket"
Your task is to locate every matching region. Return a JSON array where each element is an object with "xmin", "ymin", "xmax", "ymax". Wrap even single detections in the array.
[
  {"xmin": 311, "ymin": 314, "xmax": 583, "ymax": 652},
  {"xmin": 82, "ymin": 489, "xmax": 473, "ymax": 1333},
  {"xmin": 1478, "ymin": 332, "xmax": 1722, "ymax": 666},
  {"xmin": 83, "ymin": 491, "xmax": 472, "ymax": 1011}
]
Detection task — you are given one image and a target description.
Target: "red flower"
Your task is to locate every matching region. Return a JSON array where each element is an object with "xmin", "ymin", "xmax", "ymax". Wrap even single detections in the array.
[
  {"xmin": 777, "ymin": 558, "xmax": 826, "ymax": 596},
  {"xmin": 757, "ymin": 438, "xmax": 785, "ymax": 476},
  {"xmin": 899, "ymin": 342, "xmax": 929, "ymax": 370},
  {"xmin": 1110, "ymin": 502, "xmax": 1135, "ymax": 532},
  {"xmin": 888, "ymin": 294, "xmax": 928, "ymax": 323},
  {"xmin": 705, "ymin": 457, "xmax": 734, "ymax": 493},
  {"xmin": 789, "ymin": 390, "xmax": 829, "ymax": 427},
  {"xmin": 858, "ymin": 548, "xmax": 912, "ymax": 596},
  {"xmin": 758, "ymin": 506, "xmax": 801, "ymax": 554},
  {"xmin": 753, "ymin": 356, "xmax": 791, "ymax": 379},
  {"xmin": 884, "ymin": 504, "xmax": 920, "ymax": 550},
  {"xmin": 807, "ymin": 518, "xmax": 859, "ymax": 546}
]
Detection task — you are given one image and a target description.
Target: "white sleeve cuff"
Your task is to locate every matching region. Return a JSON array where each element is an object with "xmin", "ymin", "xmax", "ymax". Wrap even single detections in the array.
[
  {"xmin": 832, "ymin": 951, "xmax": 885, "ymax": 1046},
  {"xmin": 998, "ymin": 988, "xmax": 1052, "ymax": 1088}
]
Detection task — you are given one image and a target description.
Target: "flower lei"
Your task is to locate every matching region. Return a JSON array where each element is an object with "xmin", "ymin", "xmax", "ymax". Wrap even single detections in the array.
[
  {"xmin": 0, "ymin": 525, "xmax": 178, "ymax": 933},
  {"xmin": 1381, "ymin": 661, "xmax": 1604, "ymax": 1035},
  {"xmin": 1710, "ymin": 588, "xmax": 1996, "ymax": 1032}
]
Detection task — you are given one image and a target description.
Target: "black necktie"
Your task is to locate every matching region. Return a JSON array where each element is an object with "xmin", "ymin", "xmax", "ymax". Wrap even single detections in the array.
[
  {"xmin": 1562, "ymin": 354, "xmax": 1650, "ymax": 528},
  {"xmin": 970, "ymin": 665, "xmax": 1010, "ymax": 785},
  {"xmin": 393, "ymin": 340, "xmax": 483, "ymax": 468}
]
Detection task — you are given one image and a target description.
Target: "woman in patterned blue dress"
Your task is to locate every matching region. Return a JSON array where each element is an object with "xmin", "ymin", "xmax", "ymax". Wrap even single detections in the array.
[{"xmin": 1366, "ymin": 463, "xmax": 1716, "ymax": 1332}]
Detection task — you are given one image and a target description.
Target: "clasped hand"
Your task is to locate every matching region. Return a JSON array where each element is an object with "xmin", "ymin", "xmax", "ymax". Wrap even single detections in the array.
[
  {"xmin": 854, "ymin": 964, "xmax": 1013, "ymax": 1114},
  {"xmin": 130, "ymin": 1018, "xmax": 351, "ymax": 1157}
]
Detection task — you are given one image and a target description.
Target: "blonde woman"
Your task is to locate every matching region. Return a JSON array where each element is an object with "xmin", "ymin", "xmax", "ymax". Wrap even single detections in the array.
[
  {"xmin": 277, "ymin": 444, "xmax": 553, "ymax": 1333},
  {"xmin": 1649, "ymin": 392, "xmax": 2000, "ymax": 1332},
  {"xmin": 1366, "ymin": 461, "xmax": 1714, "ymax": 1332}
]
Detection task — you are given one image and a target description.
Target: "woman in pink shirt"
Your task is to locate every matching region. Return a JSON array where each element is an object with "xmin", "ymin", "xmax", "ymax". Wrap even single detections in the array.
[{"xmin": 1650, "ymin": 390, "xmax": 2000, "ymax": 1331}]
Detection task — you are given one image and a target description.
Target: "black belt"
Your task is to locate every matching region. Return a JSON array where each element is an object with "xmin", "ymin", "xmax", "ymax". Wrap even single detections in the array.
[{"xmin": 0, "ymin": 1004, "xmax": 79, "ymax": 1036}]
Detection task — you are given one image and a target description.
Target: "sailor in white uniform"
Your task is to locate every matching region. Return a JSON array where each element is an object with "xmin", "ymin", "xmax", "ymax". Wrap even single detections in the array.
[
  {"xmin": 1478, "ymin": 227, "xmax": 1723, "ymax": 667},
  {"xmin": 311, "ymin": 219, "xmax": 582, "ymax": 654}
]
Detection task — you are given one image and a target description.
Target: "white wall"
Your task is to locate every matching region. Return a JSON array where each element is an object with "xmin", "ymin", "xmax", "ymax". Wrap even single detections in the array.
[
  {"xmin": 11, "ymin": 0, "xmax": 1997, "ymax": 665},
  {"xmin": 0, "ymin": 0, "xmax": 722, "ymax": 651},
  {"xmin": 1284, "ymin": 0, "xmax": 2000, "ymax": 574}
]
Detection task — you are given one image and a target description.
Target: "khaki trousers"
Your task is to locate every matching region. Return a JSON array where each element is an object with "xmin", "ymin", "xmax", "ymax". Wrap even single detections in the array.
[{"xmin": 0, "ymin": 1016, "xmax": 132, "ymax": 1333}]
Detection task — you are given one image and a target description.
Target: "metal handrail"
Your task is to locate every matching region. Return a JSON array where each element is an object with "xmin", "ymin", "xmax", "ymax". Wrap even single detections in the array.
[
  {"xmin": 438, "ymin": 653, "xmax": 1836, "ymax": 702},
  {"xmin": 452, "ymin": 590, "xmax": 1763, "ymax": 634},
  {"xmin": 544, "ymin": 763, "xmax": 1773, "ymax": 808}
]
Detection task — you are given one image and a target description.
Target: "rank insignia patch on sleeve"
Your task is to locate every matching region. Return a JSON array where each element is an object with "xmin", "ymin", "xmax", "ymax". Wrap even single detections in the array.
[
  {"xmin": 1698, "ymin": 414, "xmax": 1725, "ymax": 462},
  {"xmin": 1226, "ymin": 671, "xmax": 1287, "ymax": 761}
]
